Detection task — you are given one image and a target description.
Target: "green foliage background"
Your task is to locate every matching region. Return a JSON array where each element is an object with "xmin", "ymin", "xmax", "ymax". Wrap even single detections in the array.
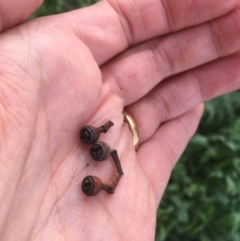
[{"xmin": 33, "ymin": 1, "xmax": 240, "ymax": 240}]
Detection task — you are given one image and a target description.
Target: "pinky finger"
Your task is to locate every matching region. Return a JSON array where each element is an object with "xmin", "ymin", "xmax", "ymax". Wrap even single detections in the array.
[{"xmin": 137, "ymin": 104, "xmax": 204, "ymax": 203}]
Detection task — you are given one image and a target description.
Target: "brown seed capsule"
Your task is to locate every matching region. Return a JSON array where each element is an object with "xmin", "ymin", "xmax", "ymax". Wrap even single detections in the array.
[
  {"xmin": 90, "ymin": 141, "xmax": 111, "ymax": 161},
  {"xmin": 82, "ymin": 173, "xmax": 121, "ymax": 196},
  {"xmin": 82, "ymin": 176, "xmax": 103, "ymax": 196},
  {"xmin": 90, "ymin": 142, "xmax": 124, "ymax": 176},
  {"xmin": 80, "ymin": 120, "xmax": 114, "ymax": 145}
]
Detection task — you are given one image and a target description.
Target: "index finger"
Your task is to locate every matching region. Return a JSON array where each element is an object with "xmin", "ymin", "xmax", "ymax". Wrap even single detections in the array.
[
  {"xmin": 0, "ymin": 0, "xmax": 43, "ymax": 32},
  {"xmin": 62, "ymin": 0, "xmax": 238, "ymax": 64}
]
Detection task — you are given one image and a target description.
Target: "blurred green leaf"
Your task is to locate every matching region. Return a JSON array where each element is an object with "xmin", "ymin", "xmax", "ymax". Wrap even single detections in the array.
[
  {"xmin": 31, "ymin": 0, "xmax": 98, "ymax": 18},
  {"xmin": 156, "ymin": 92, "xmax": 240, "ymax": 240}
]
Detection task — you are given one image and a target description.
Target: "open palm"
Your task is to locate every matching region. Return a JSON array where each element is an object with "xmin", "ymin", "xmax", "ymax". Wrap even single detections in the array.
[{"xmin": 0, "ymin": 0, "xmax": 240, "ymax": 240}]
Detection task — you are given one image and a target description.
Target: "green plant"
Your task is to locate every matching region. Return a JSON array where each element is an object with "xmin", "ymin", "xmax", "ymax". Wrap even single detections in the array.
[
  {"xmin": 31, "ymin": 0, "xmax": 98, "ymax": 18},
  {"xmin": 156, "ymin": 92, "xmax": 240, "ymax": 241}
]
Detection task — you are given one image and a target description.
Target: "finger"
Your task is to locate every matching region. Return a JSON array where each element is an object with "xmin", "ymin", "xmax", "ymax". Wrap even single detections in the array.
[
  {"xmin": 61, "ymin": 0, "xmax": 238, "ymax": 64},
  {"xmin": 0, "ymin": 0, "xmax": 43, "ymax": 32},
  {"xmin": 101, "ymin": 6, "xmax": 240, "ymax": 105},
  {"xmin": 137, "ymin": 104, "xmax": 204, "ymax": 202},
  {"xmin": 127, "ymin": 52, "xmax": 240, "ymax": 144}
]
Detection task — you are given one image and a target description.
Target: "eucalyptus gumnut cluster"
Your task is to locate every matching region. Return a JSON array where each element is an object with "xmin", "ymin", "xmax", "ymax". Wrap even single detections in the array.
[{"xmin": 80, "ymin": 120, "xmax": 123, "ymax": 196}]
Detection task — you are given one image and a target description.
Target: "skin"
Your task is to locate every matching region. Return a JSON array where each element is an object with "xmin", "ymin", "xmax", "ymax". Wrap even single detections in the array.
[
  {"xmin": 0, "ymin": 0, "xmax": 43, "ymax": 31},
  {"xmin": 0, "ymin": 0, "xmax": 240, "ymax": 240}
]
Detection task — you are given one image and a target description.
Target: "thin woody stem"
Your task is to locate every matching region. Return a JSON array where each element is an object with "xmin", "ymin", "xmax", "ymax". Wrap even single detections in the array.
[
  {"xmin": 99, "ymin": 120, "xmax": 114, "ymax": 133},
  {"xmin": 102, "ymin": 172, "xmax": 121, "ymax": 194},
  {"xmin": 111, "ymin": 149, "xmax": 124, "ymax": 176}
]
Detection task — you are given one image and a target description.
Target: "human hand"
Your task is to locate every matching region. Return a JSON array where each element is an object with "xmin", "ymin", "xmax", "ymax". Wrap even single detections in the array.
[{"xmin": 0, "ymin": 0, "xmax": 240, "ymax": 240}]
